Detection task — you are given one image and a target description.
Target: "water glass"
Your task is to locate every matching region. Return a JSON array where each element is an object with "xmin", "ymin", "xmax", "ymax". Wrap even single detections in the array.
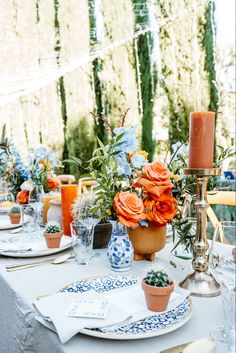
[
  {"xmin": 70, "ymin": 221, "xmax": 94, "ymax": 265},
  {"xmin": 209, "ymin": 221, "xmax": 236, "ymax": 269},
  {"xmin": 22, "ymin": 205, "xmax": 37, "ymax": 233},
  {"xmin": 211, "ymin": 278, "xmax": 236, "ymax": 353},
  {"xmin": 75, "ymin": 192, "xmax": 101, "ymax": 257},
  {"xmin": 29, "ymin": 185, "xmax": 44, "ymax": 228}
]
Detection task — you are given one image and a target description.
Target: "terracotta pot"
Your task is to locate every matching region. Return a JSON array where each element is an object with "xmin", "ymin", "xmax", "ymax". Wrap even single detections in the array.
[
  {"xmin": 9, "ymin": 213, "xmax": 21, "ymax": 224},
  {"xmin": 93, "ymin": 222, "xmax": 112, "ymax": 249},
  {"xmin": 128, "ymin": 224, "xmax": 166, "ymax": 261},
  {"xmin": 43, "ymin": 231, "xmax": 63, "ymax": 248},
  {"xmin": 141, "ymin": 279, "xmax": 174, "ymax": 312}
]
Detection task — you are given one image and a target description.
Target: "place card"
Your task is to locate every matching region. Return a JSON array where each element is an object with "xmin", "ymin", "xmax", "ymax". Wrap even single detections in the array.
[{"xmin": 66, "ymin": 298, "xmax": 109, "ymax": 319}]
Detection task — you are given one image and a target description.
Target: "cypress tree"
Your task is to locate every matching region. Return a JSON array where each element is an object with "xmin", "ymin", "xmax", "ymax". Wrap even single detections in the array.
[{"xmin": 133, "ymin": 0, "xmax": 156, "ymax": 161}]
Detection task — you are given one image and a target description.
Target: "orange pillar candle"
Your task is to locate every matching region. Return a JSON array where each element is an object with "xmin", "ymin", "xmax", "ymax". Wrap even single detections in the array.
[
  {"xmin": 188, "ymin": 111, "xmax": 215, "ymax": 169},
  {"xmin": 61, "ymin": 185, "xmax": 78, "ymax": 236}
]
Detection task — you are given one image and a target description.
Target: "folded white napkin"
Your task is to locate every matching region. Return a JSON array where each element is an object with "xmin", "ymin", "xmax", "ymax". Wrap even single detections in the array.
[
  {"xmin": 98, "ymin": 282, "xmax": 190, "ymax": 332},
  {"xmin": 34, "ymin": 292, "xmax": 130, "ymax": 343},
  {"xmin": 34, "ymin": 280, "xmax": 190, "ymax": 343}
]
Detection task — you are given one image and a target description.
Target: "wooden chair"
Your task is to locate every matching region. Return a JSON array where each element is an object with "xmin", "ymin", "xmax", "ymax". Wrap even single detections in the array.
[
  {"xmin": 207, "ymin": 191, "xmax": 236, "ymax": 242},
  {"xmin": 78, "ymin": 178, "xmax": 97, "ymax": 195},
  {"xmin": 57, "ymin": 174, "xmax": 76, "ymax": 185}
]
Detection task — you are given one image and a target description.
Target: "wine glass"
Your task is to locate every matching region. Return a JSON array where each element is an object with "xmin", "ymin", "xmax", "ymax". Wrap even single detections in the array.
[
  {"xmin": 28, "ymin": 185, "xmax": 44, "ymax": 229},
  {"xmin": 209, "ymin": 222, "xmax": 236, "ymax": 352},
  {"xmin": 211, "ymin": 277, "xmax": 235, "ymax": 353},
  {"xmin": 76, "ymin": 192, "xmax": 101, "ymax": 257},
  {"xmin": 209, "ymin": 221, "xmax": 236, "ymax": 270}
]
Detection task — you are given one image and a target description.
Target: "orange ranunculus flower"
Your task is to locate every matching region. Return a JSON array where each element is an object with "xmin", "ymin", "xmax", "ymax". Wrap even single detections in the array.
[
  {"xmin": 46, "ymin": 177, "xmax": 61, "ymax": 191},
  {"xmin": 17, "ymin": 190, "xmax": 29, "ymax": 204},
  {"xmin": 143, "ymin": 195, "xmax": 178, "ymax": 226},
  {"xmin": 113, "ymin": 191, "xmax": 146, "ymax": 228},
  {"xmin": 133, "ymin": 161, "xmax": 173, "ymax": 200}
]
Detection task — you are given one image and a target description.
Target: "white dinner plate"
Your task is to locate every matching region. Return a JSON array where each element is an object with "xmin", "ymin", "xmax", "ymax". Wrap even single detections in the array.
[
  {"xmin": 0, "ymin": 214, "xmax": 23, "ymax": 230},
  {"xmin": 0, "ymin": 231, "xmax": 72, "ymax": 257},
  {"xmin": 61, "ymin": 275, "xmax": 193, "ymax": 340},
  {"xmin": 0, "ymin": 207, "xmax": 12, "ymax": 214}
]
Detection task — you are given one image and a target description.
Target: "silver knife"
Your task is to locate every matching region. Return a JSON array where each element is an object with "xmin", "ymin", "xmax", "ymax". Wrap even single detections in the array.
[{"xmin": 160, "ymin": 342, "xmax": 192, "ymax": 353}]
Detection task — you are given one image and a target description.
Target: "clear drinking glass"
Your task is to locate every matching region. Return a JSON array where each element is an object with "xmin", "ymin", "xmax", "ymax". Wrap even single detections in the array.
[
  {"xmin": 22, "ymin": 205, "xmax": 37, "ymax": 233},
  {"xmin": 70, "ymin": 221, "xmax": 94, "ymax": 265},
  {"xmin": 209, "ymin": 221, "xmax": 236, "ymax": 269},
  {"xmin": 75, "ymin": 192, "xmax": 101, "ymax": 257},
  {"xmin": 29, "ymin": 185, "xmax": 44, "ymax": 229},
  {"xmin": 211, "ymin": 277, "xmax": 236, "ymax": 353}
]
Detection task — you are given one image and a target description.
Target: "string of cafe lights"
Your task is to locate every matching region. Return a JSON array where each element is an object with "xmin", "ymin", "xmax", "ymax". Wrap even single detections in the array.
[{"xmin": 0, "ymin": 0, "xmax": 211, "ymax": 107}]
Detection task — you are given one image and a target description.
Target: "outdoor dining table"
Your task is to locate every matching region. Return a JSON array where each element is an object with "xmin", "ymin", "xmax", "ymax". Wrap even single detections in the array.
[{"xmin": 0, "ymin": 234, "xmax": 233, "ymax": 353}]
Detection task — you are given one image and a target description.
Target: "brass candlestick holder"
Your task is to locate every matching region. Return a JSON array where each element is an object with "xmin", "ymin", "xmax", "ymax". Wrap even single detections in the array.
[{"xmin": 179, "ymin": 168, "xmax": 221, "ymax": 297}]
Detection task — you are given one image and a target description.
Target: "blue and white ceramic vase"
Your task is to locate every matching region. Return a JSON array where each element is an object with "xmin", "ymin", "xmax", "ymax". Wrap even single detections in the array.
[{"xmin": 107, "ymin": 222, "xmax": 134, "ymax": 272}]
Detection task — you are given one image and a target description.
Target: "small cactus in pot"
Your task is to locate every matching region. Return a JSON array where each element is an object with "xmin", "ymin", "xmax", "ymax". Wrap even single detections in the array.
[
  {"xmin": 9, "ymin": 206, "xmax": 21, "ymax": 224},
  {"xmin": 141, "ymin": 269, "xmax": 174, "ymax": 312},
  {"xmin": 44, "ymin": 221, "xmax": 63, "ymax": 248}
]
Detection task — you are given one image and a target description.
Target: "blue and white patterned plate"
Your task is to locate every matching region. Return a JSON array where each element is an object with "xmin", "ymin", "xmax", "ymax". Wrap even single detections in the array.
[{"xmin": 61, "ymin": 275, "xmax": 193, "ymax": 340}]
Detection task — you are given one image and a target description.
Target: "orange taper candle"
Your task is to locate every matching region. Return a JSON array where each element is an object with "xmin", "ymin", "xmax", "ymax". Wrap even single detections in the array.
[
  {"xmin": 188, "ymin": 111, "xmax": 215, "ymax": 169},
  {"xmin": 61, "ymin": 185, "xmax": 78, "ymax": 236}
]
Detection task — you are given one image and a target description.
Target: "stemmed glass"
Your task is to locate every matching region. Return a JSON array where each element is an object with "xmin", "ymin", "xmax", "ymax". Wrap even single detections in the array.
[
  {"xmin": 28, "ymin": 185, "xmax": 44, "ymax": 229},
  {"xmin": 209, "ymin": 221, "xmax": 236, "ymax": 353},
  {"xmin": 76, "ymin": 192, "xmax": 101, "ymax": 258},
  {"xmin": 209, "ymin": 221, "xmax": 236, "ymax": 270},
  {"xmin": 211, "ymin": 277, "xmax": 235, "ymax": 353}
]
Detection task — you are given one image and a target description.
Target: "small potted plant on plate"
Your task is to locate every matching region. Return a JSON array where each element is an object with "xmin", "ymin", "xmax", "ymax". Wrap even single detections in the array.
[
  {"xmin": 9, "ymin": 206, "xmax": 21, "ymax": 224},
  {"xmin": 141, "ymin": 269, "xmax": 174, "ymax": 312},
  {"xmin": 43, "ymin": 221, "xmax": 63, "ymax": 248}
]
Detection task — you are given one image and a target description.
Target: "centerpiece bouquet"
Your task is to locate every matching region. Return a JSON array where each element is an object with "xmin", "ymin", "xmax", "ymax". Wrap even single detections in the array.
[
  {"xmin": 17, "ymin": 146, "xmax": 62, "ymax": 204},
  {"xmin": 74, "ymin": 113, "xmax": 178, "ymax": 261},
  {"xmin": 0, "ymin": 131, "xmax": 61, "ymax": 203}
]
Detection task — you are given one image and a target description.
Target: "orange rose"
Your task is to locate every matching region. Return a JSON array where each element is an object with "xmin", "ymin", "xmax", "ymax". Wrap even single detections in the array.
[
  {"xmin": 144, "ymin": 195, "xmax": 178, "ymax": 226},
  {"xmin": 133, "ymin": 161, "xmax": 173, "ymax": 200},
  {"xmin": 17, "ymin": 190, "xmax": 29, "ymax": 204},
  {"xmin": 46, "ymin": 177, "xmax": 61, "ymax": 191},
  {"xmin": 113, "ymin": 191, "xmax": 146, "ymax": 228}
]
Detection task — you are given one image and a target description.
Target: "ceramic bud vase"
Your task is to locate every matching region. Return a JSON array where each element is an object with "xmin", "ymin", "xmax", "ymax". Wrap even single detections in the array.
[{"xmin": 107, "ymin": 222, "xmax": 134, "ymax": 272}]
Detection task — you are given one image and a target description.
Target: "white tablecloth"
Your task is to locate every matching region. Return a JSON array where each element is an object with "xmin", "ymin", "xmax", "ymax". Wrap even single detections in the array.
[{"xmin": 0, "ymin": 236, "xmax": 233, "ymax": 353}]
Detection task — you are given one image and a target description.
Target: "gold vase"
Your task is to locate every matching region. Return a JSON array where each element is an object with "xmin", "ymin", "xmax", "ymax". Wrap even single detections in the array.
[{"xmin": 128, "ymin": 224, "xmax": 166, "ymax": 261}]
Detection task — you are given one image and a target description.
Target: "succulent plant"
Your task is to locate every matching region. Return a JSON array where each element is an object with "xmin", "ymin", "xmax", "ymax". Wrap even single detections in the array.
[
  {"xmin": 45, "ymin": 221, "xmax": 61, "ymax": 234},
  {"xmin": 144, "ymin": 270, "xmax": 170, "ymax": 287},
  {"xmin": 10, "ymin": 206, "xmax": 21, "ymax": 214}
]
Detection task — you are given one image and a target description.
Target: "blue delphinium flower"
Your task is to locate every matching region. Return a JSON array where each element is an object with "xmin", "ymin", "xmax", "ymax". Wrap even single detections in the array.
[
  {"xmin": 130, "ymin": 152, "xmax": 146, "ymax": 169},
  {"xmin": 115, "ymin": 154, "xmax": 132, "ymax": 176},
  {"xmin": 113, "ymin": 126, "xmax": 138, "ymax": 154}
]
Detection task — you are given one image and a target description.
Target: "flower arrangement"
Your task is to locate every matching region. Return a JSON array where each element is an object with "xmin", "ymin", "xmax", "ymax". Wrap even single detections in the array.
[
  {"xmin": 0, "ymin": 135, "xmax": 62, "ymax": 200},
  {"xmin": 78, "ymin": 113, "xmax": 177, "ymax": 229},
  {"xmin": 0, "ymin": 132, "xmax": 29, "ymax": 196}
]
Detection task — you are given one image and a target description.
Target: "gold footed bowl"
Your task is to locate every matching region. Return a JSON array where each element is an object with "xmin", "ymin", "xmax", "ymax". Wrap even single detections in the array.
[{"xmin": 128, "ymin": 224, "xmax": 166, "ymax": 261}]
